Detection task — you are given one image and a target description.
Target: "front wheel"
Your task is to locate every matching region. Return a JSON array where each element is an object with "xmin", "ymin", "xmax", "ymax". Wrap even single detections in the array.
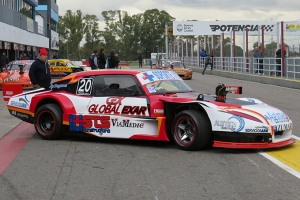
[
  {"xmin": 171, "ymin": 110, "xmax": 212, "ymax": 151},
  {"xmin": 34, "ymin": 104, "xmax": 63, "ymax": 140}
]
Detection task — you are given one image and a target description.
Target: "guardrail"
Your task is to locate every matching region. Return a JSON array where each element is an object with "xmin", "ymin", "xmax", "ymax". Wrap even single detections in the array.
[{"xmin": 179, "ymin": 56, "xmax": 300, "ymax": 80}]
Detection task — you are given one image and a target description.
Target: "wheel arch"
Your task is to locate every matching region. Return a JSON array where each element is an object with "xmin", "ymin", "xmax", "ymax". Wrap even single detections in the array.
[
  {"xmin": 34, "ymin": 98, "xmax": 63, "ymax": 114},
  {"xmin": 164, "ymin": 102, "xmax": 211, "ymax": 139}
]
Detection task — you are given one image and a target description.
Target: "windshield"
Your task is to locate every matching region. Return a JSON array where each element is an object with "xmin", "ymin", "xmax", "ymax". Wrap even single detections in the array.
[
  {"xmin": 145, "ymin": 80, "xmax": 193, "ymax": 94},
  {"xmin": 161, "ymin": 60, "xmax": 171, "ymax": 66},
  {"xmin": 7, "ymin": 61, "xmax": 33, "ymax": 70},
  {"xmin": 67, "ymin": 61, "xmax": 75, "ymax": 66}
]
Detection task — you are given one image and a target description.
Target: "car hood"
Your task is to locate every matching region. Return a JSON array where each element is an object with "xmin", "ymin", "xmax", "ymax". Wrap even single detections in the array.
[{"xmin": 158, "ymin": 92, "xmax": 290, "ymax": 124}]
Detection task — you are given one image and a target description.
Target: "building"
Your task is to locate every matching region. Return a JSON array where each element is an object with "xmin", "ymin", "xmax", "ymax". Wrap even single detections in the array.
[
  {"xmin": 0, "ymin": 0, "xmax": 59, "ymax": 61},
  {"xmin": 36, "ymin": 0, "xmax": 59, "ymax": 59}
]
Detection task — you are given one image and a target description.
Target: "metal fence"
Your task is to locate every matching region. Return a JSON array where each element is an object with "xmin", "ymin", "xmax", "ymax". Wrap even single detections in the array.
[{"xmin": 180, "ymin": 56, "xmax": 300, "ymax": 80}]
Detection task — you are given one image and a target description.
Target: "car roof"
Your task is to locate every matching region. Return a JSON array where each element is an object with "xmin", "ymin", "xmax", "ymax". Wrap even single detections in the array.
[
  {"xmin": 10, "ymin": 60, "xmax": 35, "ymax": 63},
  {"xmin": 48, "ymin": 59, "xmax": 70, "ymax": 62}
]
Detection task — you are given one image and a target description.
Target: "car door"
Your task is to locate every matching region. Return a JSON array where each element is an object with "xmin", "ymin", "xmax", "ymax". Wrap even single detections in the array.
[{"xmin": 85, "ymin": 74, "xmax": 159, "ymax": 138}]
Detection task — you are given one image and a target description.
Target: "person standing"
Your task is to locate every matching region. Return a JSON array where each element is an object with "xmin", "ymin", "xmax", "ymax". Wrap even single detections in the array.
[
  {"xmin": 29, "ymin": 48, "xmax": 51, "ymax": 89},
  {"xmin": 149, "ymin": 59, "xmax": 152, "ymax": 68},
  {"xmin": 89, "ymin": 50, "xmax": 98, "ymax": 70},
  {"xmin": 275, "ymin": 45, "xmax": 286, "ymax": 76},
  {"xmin": 202, "ymin": 54, "xmax": 213, "ymax": 75},
  {"xmin": 138, "ymin": 54, "xmax": 143, "ymax": 68},
  {"xmin": 98, "ymin": 48, "xmax": 106, "ymax": 69},
  {"xmin": 200, "ymin": 49, "xmax": 207, "ymax": 67},
  {"xmin": 1, "ymin": 52, "xmax": 9, "ymax": 72},
  {"xmin": 21, "ymin": 53, "xmax": 30, "ymax": 60},
  {"xmin": 107, "ymin": 50, "xmax": 117, "ymax": 69},
  {"xmin": 115, "ymin": 53, "xmax": 120, "ymax": 69},
  {"xmin": 52, "ymin": 52, "xmax": 58, "ymax": 59},
  {"xmin": 253, "ymin": 46, "xmax": 264, "ymax": 75}
]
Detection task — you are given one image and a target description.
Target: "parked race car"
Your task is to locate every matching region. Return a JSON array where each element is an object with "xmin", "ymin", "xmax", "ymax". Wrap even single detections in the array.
[
  {"xmin": 48, "ymin": 59, "xmax": 86, "ymax": 76},
  {"xmin": 7, "ymin": 69, "xmax": 295, "ymax": 151},
  {"xmin": 0, "ymin": 60, "xmax": 34, "ymax": 89},
  {"xmin": 151, "ymin": 60, "xmax": 192, "ymax": 80},
  {"xmin": 165, "ymin": 60, "xmax": 192, "ymax": 80}
]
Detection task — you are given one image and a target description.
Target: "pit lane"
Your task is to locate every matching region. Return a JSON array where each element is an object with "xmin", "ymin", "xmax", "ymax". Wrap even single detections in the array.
[{"xmin": 0, "ymin": 69, "xmax": 300, "ymax": 200}]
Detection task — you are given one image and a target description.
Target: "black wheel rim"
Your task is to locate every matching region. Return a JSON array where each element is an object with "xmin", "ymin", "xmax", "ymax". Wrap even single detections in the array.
[
  {"xmin": 175, "ymin": 116, "xmax": 196, "ymax": 146},
  {"xmin": 38, "ymin": 111, "xmax": 56, "ymax": 134}
]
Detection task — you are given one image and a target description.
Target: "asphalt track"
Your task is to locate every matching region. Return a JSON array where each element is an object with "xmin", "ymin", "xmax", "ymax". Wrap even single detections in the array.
[{"xmin": 0, "ymin": 68, "xmax": 300, "ymax": 200}]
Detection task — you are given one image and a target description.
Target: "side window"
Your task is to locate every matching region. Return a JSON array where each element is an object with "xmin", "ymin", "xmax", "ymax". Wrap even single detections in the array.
[
  {"xmin": 48, "ymin": 62, "xmax": 56, "ymax": 66},
  {"xmin": 93, "ymin": 75, "xmax": 145, "ymax": 97}
]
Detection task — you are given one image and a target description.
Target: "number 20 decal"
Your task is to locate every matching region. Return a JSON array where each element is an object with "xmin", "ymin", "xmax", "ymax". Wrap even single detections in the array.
[{"xmin": 76, "ymin": 78, "xmax": 94, "ymax": 95}]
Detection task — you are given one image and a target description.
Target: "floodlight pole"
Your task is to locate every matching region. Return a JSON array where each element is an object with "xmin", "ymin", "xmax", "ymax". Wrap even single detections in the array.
[{"xmin": 165, "ymin": 22, "xmax": 168, "ymax": 59}]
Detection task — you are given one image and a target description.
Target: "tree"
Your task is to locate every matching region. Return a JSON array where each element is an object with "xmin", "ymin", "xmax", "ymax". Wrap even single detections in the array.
[
  {"xmin": 100, "ymin": 9, "xmax": 175, "ymax": 61},
  {"xmin": 82, "ymin": 14, "xmax": 102, "ymax": 57},
  {"xmin": 58, "ymin": 10, "xmax": 85, "ymax": 60},
  {"xmin": 215, "ymin": 37, "xmax": 244, "ymax": 57}
]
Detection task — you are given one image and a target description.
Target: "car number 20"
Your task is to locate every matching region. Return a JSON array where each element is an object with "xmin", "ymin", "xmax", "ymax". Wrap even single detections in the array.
[{"xmin": 76, "ymin": 78, "xmax": 94, "ymax": 95}]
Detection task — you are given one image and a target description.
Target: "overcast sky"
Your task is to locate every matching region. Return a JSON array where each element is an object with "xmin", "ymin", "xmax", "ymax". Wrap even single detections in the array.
[
  {"xmin": 57, "ymin": 1, "xmax": 300, "ymax": 49},
  {"xmin": 57, "ymin": 0, "xmax": 299, "ymax": 24}
]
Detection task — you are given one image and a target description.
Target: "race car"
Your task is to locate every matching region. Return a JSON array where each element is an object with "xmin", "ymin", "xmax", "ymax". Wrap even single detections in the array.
[
  {"xmin": 6, "ymin": 69, "xmax": 295, "ymax": 151},
  {"xmin": 48, "ymin": 59, "xmax": 86, "ymax": 76},
  {"xmin": 0, "ymin": 60, "xmax": 34, "ymax": 89},
  {"xmin": 152, "ymin": 60, "xmax": 192, "ymax": 80},
  {"xmin": 164, "ymin": 60, "xmax": 192, "ymax": 80}
]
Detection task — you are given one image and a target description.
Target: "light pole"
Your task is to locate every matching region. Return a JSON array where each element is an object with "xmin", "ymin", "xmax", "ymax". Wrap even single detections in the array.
[{"xmin": 65, "ymin": 29, "xmax": 70, "ymax": 59}]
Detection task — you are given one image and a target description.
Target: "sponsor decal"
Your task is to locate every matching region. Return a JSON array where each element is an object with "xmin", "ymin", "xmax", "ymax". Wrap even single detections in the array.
[
  {"xmin": 49, "ymin": 83, "xmax": 68, "ymax": 90},
  {"xmin": 285, "ymin": 24, "xmax": 300, "ymax": 32},
  {"xmin": 50, "ymin": 72, "xmax": 65, "ymax": 75},
  {"xmin": 138, "ymin": 70, "xmax": 182, "ymax": 84},
  {"xmin": 176, "ymin": 24, "xmax": 193, "ymax": 32},
  {"xmin": 173, "ymin": 70, "xmax": 186, "ymax": 74},
  {"xmin": 11, "ymin": 101, "xmax": 27, "ymax": 108},
  {"xmin": 210, "ymin": 24, "xmax": 274, "ymax": 32},
  {"xmin": 214, "ymin": 115, "xmax": 245, "ymax": 132},
  {"xmin": 177, "ymin": 24, "xmax": 183, "ymax": 32},
  {"xmin": 50, "ymin": 67, "xmax": 72, "ymax": 72},
  {"xmin": 18, "ymin": 96, "xmax": 30, "ymax": 106},
  {"xmin": 111, "ymin": 119, "xmax": 144, "ymax": 128},
  {"xmin": 69, "ymin": 114, "xmax": 110, "ymax": 134},
  {"xmin": 147, "ymin": 86, "xmax": 156, "ymax": 93},
  {"xmin": 76, "ymin": 78, "xmax": 94, "ymax": 95},
  {"xmin": 89, "ymin": 97, "xmax": 147, "ymax": 115},
  {"xmin": 246, "ymin": 98, "xmax": 255, "ymax": 103},
  {"xmin": 11, "ymin": 110, "xmax": 30, "ymax": 119},
  {"xmin": 4, "ymin": 77, "xmax": 20, "ymax": 82},
  {"xmin": 273, "ymin": 123, "xmax": 292, "ymax": 132},
  {"xmin": 142, "ymin": 72, "xmax": 155, "ymax": 81},
  {"xmin": 154, "ymin": 109, "xmax": 164, "ymax": 114},
  {"xmin": 245, "ymin": 128, "xmax": 268, "ymax": 132},
  {"xmin": 264, "ymin": 112, "xmax": 289, "ymax": 123}
]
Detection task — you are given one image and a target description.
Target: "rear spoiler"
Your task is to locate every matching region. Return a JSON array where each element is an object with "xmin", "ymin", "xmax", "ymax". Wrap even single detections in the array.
[{"xmin": 224, "ymin": 86, "xmax": 242, "ymax": 94}]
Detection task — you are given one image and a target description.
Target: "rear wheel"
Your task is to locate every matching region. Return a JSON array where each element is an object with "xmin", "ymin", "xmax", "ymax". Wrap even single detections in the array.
[
  {"xmin": 171, "ymin": 110, "xmax": 211, "ymax": 151},
  {"xmin": 34, "ymin": 104, "xmax": 63, "ymax": 140}
]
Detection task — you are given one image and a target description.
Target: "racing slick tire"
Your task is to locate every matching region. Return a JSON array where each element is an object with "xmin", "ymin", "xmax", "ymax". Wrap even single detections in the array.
[
  {"xmin": 34, "ymin": 103, "xmax": 63, "ymax": 140},
  {"xmin": 171, "ymin": 110, "xmax": 212, "ymax": 151}
]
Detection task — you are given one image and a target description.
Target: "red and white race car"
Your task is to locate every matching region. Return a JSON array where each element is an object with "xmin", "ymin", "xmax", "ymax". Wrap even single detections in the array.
[{"xmin": 7, "ymin": 69, "xmax": 295, "ymax": 150}]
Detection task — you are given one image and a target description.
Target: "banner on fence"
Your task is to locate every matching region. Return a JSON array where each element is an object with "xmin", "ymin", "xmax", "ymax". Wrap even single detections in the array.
[{"xmin": 173, "ymin": 21, "xmax": 282, "ymax": 36}]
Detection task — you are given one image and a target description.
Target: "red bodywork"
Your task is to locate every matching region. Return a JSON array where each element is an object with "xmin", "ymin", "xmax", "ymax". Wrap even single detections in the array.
[
  {"xmin": 7, "ymin": 69, "xmax": 295, "ymax": 149},
  {"xmin": 0, "ymin": 60, "xmax": 33, "ymax": 89}
]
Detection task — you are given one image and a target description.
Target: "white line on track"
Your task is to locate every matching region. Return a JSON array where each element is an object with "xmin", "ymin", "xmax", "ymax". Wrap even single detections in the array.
[{"xmin": 258, "ymin": 135, "xmax": 300, "ymax": 180}]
